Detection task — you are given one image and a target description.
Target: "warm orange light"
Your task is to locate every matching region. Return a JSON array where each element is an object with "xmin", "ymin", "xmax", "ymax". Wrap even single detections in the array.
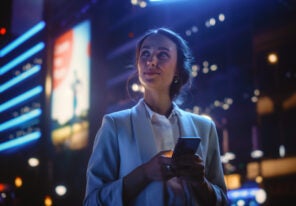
[
  {"xmin": 267, "ymin": 53, "xmax": 278, "ymax": 64},
  {"xmin": 224, "ymin": 174, "xmax": 241, "ymax": 189},
  {"xmin": 283, "ymin": 93, "xmax": 296, "ymax": 110},
  {"xmin": 256, "ymin": 96, "xmax": 274, "ymax": 115},
  {"xmin": 14, "ymin": 177, "xmax": 23, "ymax": 188},
  {"xmin": 44, "ymin": 195, "xmax": 53, "ymax": 206},
  {"xmin": 247, "ymin": 157, "xmax": 296, "ymax": 179},
  {"xmin": 163, "ymin": 150, "xmax": 173, "ymax": 158},
  {"xmin": 255, "ymin": 175, "xmax": 263, "ymax": 183}
]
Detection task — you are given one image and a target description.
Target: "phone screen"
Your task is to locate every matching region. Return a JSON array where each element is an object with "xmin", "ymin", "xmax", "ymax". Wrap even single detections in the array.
[{"xmin": 172, "ymin": 137, "xmax": 201, "ymax": 159}]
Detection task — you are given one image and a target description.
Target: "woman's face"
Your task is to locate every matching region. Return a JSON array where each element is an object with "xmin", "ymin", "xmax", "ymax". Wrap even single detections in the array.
[{"xmin": 137, "ymin": 34, "xmax": 178, "ymax": 95}]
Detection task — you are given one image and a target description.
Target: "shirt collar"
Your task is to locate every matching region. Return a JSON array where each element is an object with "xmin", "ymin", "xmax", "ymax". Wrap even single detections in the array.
[{"xmin": 143, "ymin": 100, "xmax": 180, "ymax": 120}]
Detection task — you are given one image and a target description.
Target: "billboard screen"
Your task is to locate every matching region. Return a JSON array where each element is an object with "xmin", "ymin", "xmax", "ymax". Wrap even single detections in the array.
[{"xmin": 51, "ymin": 20, "xmax": 90, "ymax": 150}]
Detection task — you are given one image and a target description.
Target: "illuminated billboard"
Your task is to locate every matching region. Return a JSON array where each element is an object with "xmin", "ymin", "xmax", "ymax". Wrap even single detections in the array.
[{"xmin": 51, "ymin": 20, "xmax": 90, "ymax": 150}]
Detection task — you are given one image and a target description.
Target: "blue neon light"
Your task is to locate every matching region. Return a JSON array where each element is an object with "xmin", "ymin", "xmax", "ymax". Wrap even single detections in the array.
[
  {"xmin": 0, "ymin": 86, "xmax": 43, "ymax": 113},
  {"xmin": 228, "ymin": 188, "xmax": 259, "ymax": 200},
  {"xmin": 0, "ymin": 108, "xmax": 42, "ymax": 132},
  {"xmin": 0, "ymin": 42, "xmax": 45, "ymax": 75},
  {"xmin": 0, "ymin": 65, "xmax": 41, "ymax": 93},
  {"xmin": 0, "ymin": 21, "xmax": 45, "ymax": 57},
  {"xmin": 0, "ymin": 131, "xmax": 41, "ymax": 152}
]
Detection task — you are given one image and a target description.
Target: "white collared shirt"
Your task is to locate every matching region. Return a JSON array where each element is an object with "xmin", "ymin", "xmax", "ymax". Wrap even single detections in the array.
[{"xmin": 143, "ymin": 102, "xmax": 180, "ymax": 152}]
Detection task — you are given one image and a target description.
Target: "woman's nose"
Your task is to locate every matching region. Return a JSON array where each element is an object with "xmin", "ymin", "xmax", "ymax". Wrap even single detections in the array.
[{"xmin": 146, "ymin": 55, "xmax": 157, "ymax": 67}]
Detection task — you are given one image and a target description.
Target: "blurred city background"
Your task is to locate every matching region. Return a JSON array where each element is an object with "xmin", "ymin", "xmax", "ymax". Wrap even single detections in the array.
[{"xmin": 0, "ymin": 0, "xmax": 295, "ymax": 205}]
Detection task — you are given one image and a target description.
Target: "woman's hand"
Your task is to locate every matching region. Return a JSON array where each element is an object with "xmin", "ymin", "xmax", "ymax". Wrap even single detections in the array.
[
  {"xmin": 123, "ymin": 150, "xmax": 175, "ymax": 204},
  {"xmin": 142, "ymin": 150, "xmax": 175, "ymax": 181},
  {"xmin": 173, "ymin": 154, "xmax": 216, "ymax": 206},
  {"xmin": 173, "ymin": 154, "xmax": 205, "ymax": 185}
]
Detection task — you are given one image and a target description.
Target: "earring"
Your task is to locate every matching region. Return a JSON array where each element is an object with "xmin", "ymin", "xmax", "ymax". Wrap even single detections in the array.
[{"xmin": 173, "ymin": 76, "xmax": 179, "ymax": 84}]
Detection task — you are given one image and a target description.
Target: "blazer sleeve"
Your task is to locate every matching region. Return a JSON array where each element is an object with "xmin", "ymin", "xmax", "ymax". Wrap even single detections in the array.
[
  {"xmin": 205, "ymin": 120, "xmax": 228, "ymax": 206},
  {"xmin": 83, "ymin": 115, "xmax": 124, "ymax": 206}
]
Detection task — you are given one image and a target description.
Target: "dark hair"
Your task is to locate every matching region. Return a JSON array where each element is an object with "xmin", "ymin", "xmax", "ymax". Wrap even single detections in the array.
[{"xmin": 135, "ymin": 28, "xmax": 193, "ymax": 99}]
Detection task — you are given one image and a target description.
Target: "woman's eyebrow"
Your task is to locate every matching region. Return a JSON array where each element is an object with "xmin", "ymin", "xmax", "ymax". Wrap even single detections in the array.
[
  {"xmin": 141, "ymin": 45, "xmax": 170, "ymax": 51},
  {"xmin": 141, "ymin": 45, "xmax": 150, "ymax": 50},
  {"xmin": 158, "ymin": 47, "xmax": 170, "ymax": 51}
]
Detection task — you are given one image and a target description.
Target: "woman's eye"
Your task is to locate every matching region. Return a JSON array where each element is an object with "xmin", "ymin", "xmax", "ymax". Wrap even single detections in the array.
[
  {"xmin": 158, "ymin": 52, "xmax": 169, "ymax": 60},
  {"xmin": 140, "ymin": 50, "xmax": 150, "ymax": 58}
]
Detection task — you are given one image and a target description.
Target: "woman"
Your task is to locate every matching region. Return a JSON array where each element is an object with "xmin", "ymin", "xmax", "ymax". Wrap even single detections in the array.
[{"xmin": 84, "ymin": 28, "xmax": 228, "ymax": 206}]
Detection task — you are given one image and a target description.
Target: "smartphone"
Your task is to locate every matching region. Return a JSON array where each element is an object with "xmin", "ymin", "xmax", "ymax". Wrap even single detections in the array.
[{"xmin": 172, "ymin": 137, "xmax": 201, "ymax": 159}]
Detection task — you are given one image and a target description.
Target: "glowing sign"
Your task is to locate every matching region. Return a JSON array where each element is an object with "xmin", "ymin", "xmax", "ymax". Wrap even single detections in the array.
[
  {"xmin": 0, "ymin": 42, "xmax": 44, "ymax": 75},
  {"xmin": 0, "ymin": 86, "xmax": 42, "ymax": 112},
  {"xmin": 0, "ymin": 108, "xmax": 42, "ymax": 132},
  {"xmin": 51, "ymin": 20, "xmax": 90, "ymax": 150},
  {"xmin": 0, "ymin": 131, "xmax": 41, "ymax": 152},
  {"xmin": 0, "ymin": 21, "xmax": 45, "ymax": 57},
  {"xmin": 0, "ymin": 65, "xmax": 41, "ymax": 93}
]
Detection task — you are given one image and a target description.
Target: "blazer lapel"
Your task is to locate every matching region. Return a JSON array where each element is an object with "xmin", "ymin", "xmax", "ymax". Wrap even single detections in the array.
[
  {"xmin": 131, "ymin": 100, "xmax": 157, "ymax": 163},
  {"xmin": 131, "ymin": 101, "xmax": 165, "ymax": 205},
  {"xmin": 176, "ymin": 108, "xmax": 199, "ymax": 137}
]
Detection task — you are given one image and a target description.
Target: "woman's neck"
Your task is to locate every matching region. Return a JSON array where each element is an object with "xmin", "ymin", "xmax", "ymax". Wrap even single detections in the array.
[{"xmin": 144, "ymin": 92, "xmax": 172, "ymax": 116}]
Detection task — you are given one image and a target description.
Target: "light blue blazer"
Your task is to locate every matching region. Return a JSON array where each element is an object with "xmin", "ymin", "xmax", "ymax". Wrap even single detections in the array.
[{"xmin": 84, "ymin": 99, "xmax": 228, "ymax": 206}]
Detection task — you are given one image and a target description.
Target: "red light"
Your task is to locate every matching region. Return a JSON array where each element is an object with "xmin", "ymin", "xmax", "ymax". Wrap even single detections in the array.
[
  {"xmin": 0, "ymin": 27, "xmax": 7, "ymax": 35},
  {"xmin": 128, "ymin": 32, "xmax": 134, "ymax": 38},
  {"xmin": 0, "ymin": 183, "xmax": 7, "ymax": 191}
]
